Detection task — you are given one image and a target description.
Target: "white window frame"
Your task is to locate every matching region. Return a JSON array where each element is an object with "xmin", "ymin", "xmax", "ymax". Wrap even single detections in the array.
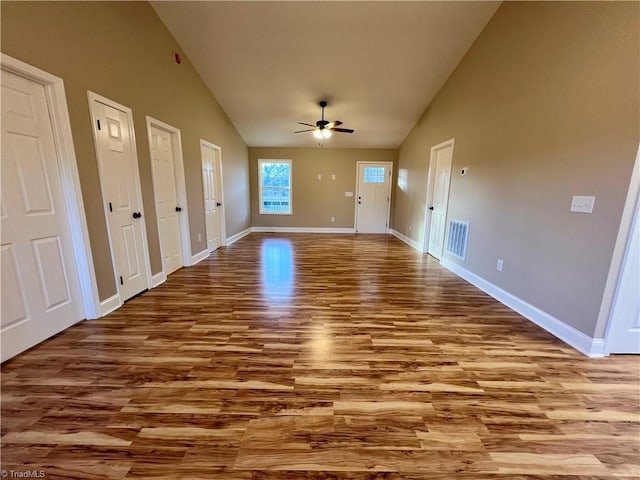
[{"xmin": 258, "ymin": 159, "xmax": 293, "ymax": 215}]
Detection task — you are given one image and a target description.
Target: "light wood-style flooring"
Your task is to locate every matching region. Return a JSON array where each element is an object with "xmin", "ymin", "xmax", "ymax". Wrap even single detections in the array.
[{"xmin": 2, "ymin": 234, "xmax": 639, "ymax": 479}]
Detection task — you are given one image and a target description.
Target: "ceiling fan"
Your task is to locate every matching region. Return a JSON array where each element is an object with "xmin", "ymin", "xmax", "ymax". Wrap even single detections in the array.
[{"xmin": 294, "ymin": 101, "xmax": 355, "ymax": 139}]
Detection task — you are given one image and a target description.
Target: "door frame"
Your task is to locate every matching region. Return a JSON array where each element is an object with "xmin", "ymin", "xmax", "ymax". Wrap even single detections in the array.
[
  {"xmin": 145, "ymin": 116, "xmax": 191, "ymax": 275},
  {"xmin": 354, "ymin": 161, "xmax": 393, "ymax": 233},
  {"xmin": 601, "ymin": 143, "xmax": 640, "ymax": 354},
  {"xmin": 1, "ymin": 54, "xmax": 100, "ymax": 319},
  {"xmin": 423, "ymin": 138, "xmax": 455, "ymax": 255},
  {"xmin": 200, "ymin": 139, "xmax": 227, "ymax": 250},
  {"xmin": 87, "ymin": 91, "xmax": 153, "ymax": 306}
]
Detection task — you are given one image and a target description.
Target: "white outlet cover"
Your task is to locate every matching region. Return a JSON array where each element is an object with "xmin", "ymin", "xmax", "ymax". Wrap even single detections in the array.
[
  {"xmin": 570, "ymin": 195, "xmax": 595, "ymax": 213},
  {"xmin": 345, "ymin": 192, "xmax": 354, "ymax": 197}
]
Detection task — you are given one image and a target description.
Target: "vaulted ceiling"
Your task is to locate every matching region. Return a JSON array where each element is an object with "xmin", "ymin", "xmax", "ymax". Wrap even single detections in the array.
[{"xmin": 152, "ymin": 1, "xmax": 500, "ymax": 149}]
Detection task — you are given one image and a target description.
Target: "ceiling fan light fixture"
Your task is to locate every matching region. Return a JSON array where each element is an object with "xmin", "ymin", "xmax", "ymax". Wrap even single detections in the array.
[
  {"xmin": 313, "ymin": 129, "xmax": 323, "ymax": 140},
  {"xmin": 322, "ymin": 129, "xmax": 332, "ymax": 139}
]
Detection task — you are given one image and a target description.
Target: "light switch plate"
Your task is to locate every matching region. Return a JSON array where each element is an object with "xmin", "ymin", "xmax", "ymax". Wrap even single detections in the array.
[
  {"xmin": 345, "ymin": 192, "xmax": 354, "ymax": 197},
  {"xmin": 570, "ymin": 195, "xmax": 595, "ymax": 213}
]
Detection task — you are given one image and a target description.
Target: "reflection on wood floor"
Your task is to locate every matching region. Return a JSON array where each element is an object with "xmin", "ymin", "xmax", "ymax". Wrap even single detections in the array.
[{"xmin": 2, "ymin": 234, "xmax": 639, "ymax": 479}]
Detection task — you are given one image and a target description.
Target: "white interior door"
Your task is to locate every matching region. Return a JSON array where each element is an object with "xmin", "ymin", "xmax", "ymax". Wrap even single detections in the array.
[
  {"xmin": 355, "ymin": 162, "xmax": 392, "ymax": 233},
  {"xmin": 148, "ymin": 124, "xmax": 183, "ymax": 275},
  {"xmin": 605, "ymin": 193, "xmax": 640, "ymax": 353},
  {"xmin": 427, "ymin": 141, "xmax": 454, "ymax": 259},
  {"xmin": 89, "ymin": 93, "xmax": 149, "ymax": 301},
  {"xmin": 1, "ymin": 69, "xmax": 84, "ymax": 361},
  {"xmin": 201, "ymin": 141, "xmax": 223, "ymax": 252}
]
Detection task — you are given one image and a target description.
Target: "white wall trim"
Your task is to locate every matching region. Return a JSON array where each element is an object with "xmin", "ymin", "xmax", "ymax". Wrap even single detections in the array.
[
  {"xmin": 99, "ymin": 294, "xmax": 122, "ymax": 317},
  {"xmin": 225, "ymin": 227, "xmax": 252, "ymax": 245},
  {"xmin": 151, "ymin": 271, "xmax": 167, "ymax": 289},
  {"xmin": 146, "ymin": 116, "xmax": 192, "ymax": 269},
  {"xmin": 1, "ymin": 54, "xmax": 101, "ymax": 319},
  {"xmin": 189, "ymin": 248, "xmax": 210, "ymax": 266},
  {"xmin": 440, "ymin": 258, "xmax": 605, "ymax": 357},
  {"xmin": 252, "ymin": 226, "xmax": 356, "ymax": 234},
  {"xmin": 389, "ymin": 229, "xmax": 423, "ymax": 252}
]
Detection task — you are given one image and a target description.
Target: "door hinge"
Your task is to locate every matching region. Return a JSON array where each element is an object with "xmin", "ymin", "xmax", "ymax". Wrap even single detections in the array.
[
  {"xmin": 108, "ymin": 201, "xmax": 113, "ymax": 212},
  {"xmin": 119, "ymin": 276, "xmax": 123, "ymax": 285},
  {"xmin": 97, "ymin": 119, "xmax": 101, "ymax": 131}
]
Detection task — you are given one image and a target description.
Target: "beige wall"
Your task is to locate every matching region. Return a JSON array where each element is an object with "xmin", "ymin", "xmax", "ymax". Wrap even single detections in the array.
[
  {"xmin": 1, "ymin": 1, "xmax": 251, "ymax": 301},
  {"xmin": 392, "ymin": 2, "xmax": 639, "ymax": 337},
  {"xmin": 249, "ymin": 148, "xmax": 397, "ymax": 228}
]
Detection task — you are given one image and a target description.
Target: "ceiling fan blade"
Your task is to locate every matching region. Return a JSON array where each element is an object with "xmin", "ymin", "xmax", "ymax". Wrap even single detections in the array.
[
  {"xmin": 331, "ymin": 127, "xmax": 354, "ymax": 133},
  {"xmin": 325, "ymin": 121, "xmax": 342, "ymax": 130},
  {"xmin": 294, "ymin": 129, "xmax": 315, "ymax": 133},
  {"xmin": 297, "ymin": 122, "xmax": 316, "ymax": 127}
]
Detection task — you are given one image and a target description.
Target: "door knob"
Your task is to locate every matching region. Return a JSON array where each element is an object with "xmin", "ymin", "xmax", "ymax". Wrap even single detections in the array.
[
  {"xmin": 132, "ymin": 211, "xmax": 142, "ymax": 219},
  {"xmin": 175, "ymin": 206, "xmax": 182, "ymax": 212},
  {"xmin": 216, "ymin": 202, "xmax": 222, "ymax": 207},
  {"xmin": 428, "ymin": 206, "xmax": 434, "ymax": 211}
]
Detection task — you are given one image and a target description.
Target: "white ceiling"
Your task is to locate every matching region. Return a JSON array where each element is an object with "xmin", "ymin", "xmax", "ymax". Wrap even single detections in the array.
[{"xmin": 152, "ymin": 1, "xmax": 500, "ymax": 149}]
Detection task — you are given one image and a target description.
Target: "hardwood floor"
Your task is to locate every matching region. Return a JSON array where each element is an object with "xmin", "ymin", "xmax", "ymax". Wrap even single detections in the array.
[{"xmin": 1, "ymin": 233, "xmax": 639, "ymax": 479}]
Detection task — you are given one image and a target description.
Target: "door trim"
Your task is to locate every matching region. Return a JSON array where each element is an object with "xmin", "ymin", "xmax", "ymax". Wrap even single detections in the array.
[
  {"xmin": 354, "ymin": 161, "xmax": 393, "ymax": 233},
  {"xmin": 200, "ymin": 139, "xmax": 227, "ymax": 249},
  {"xmin": 1, "ymin": 54, "xmax": 100, "ymax": 319},
  {"xmin": 423, "ymin": 138, "xmax": 455, "ymax": 256},
  {"xmin": 601, "ymin": 143, "xmax": 640, "ymax": 352},
  {"xmin": 145, "ymin": 116, "xmax": 191, "ymax": 273},
  {"xmin": 87, "ymin": 91, "xmax": 153, "ymax": 305}
]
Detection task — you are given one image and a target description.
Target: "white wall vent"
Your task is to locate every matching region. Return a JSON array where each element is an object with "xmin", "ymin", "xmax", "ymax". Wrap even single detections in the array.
[{"xmin": 446, "ymin": 219, "xmax": 469, "ymax": 260}]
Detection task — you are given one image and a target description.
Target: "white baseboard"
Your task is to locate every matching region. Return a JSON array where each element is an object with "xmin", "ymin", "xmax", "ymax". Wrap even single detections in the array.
[
  {"xmin": 252, "ymin": 226, "xmax": 356, "ymax": 234},
  {"xmin": 225, "ymin": 227, "xmax": 252, "ymax": 246},
  {"xmin": 440, "ymin": 258, "xmax": 606, "ymax": 358},
  {"xmin": 151, "ymin": 271, "xmax": 166, "ymax": 288},
  {"xmin": 189, "ymin": 248, "xmax": 210, "ymax": 266},
  {"xmin": 99, "ymin": 294, "xmax": 121, "ymax": 317},
  {"xmin": 389, "ymin": 229, "xmax": 423, "ymax": 252}
]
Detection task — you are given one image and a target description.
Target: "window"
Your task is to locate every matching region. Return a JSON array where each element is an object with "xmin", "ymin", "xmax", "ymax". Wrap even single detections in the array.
[
  {"xmin": 259, "ymin": 159, "xmax": 292, "ymax": 215},
  {"xmin": 363, "ymin": 167, "xmax": 386, "ymax": 183}
]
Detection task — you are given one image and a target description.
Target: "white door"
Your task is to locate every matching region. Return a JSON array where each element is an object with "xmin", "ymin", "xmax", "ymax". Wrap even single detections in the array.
[
  {"xmin": 201, "ymin": 142, "xmax": 223, "ymax": 252},
  {"xmin": 149, "ymin": 124, "xmax": 183, "ymax": 275},
  {"xmin": 89, "ymin": 94, "xmax": 149, "ymax": 301},
  {"xmin": 427, "ymin": 141, "xmax": 454, "ymax": 259},
  {"xmin": 1, "ymin": 70, "xmax": 84, "ymax": 361},
  {"xmin": 605, "ymin": 194, "xmax": 640, "ymax": 353},
  {"xmin": 355, "ymin": 162, "xmax": 392, "ymax": 233}
]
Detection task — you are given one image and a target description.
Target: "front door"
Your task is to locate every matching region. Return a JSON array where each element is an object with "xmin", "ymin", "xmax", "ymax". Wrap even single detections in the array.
[
  {"xmin": 427, "ymin": 141, "xmax": 454, "ymax": 259},
  {"xmin": 355, "ymin": 162, "xmax": 392, "ymax": 233},
  {"xmin": 149, "ymin": 124, "xmax": 183, "ymax": 275},
  {"xmin": 201, "ymin": 141, "xmax": 222, "ymax": 252},
  {"xmin": 1, "ymin": 69, "xmax": 84, "ymax": 361},
  {"xmin": 89, "ymin": 93, "xmax": 149, "ymax": 301}
]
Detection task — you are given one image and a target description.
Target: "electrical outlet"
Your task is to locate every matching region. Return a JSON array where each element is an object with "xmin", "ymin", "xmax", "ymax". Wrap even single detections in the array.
[
  {"xmin": 496, "ymin": 259, "xmax": 503, "ymax": 272},
  {"xmin": 317, "ymin": 174, "xmax": 322, "ymax": 180},
  {"xmin": 409, "ymin": 224, "xmax": 412, "ymax": 232},
  {"xmin": 330, "ymin": 216, "xmax": 335, "ymax": 223},
  {"xmin": 332, "ymin": 174, "xmax": 336, "ymax": 180},
  {"xmin": 198, "ymin": 233, "xmax": 202, "ymax": 242}
]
